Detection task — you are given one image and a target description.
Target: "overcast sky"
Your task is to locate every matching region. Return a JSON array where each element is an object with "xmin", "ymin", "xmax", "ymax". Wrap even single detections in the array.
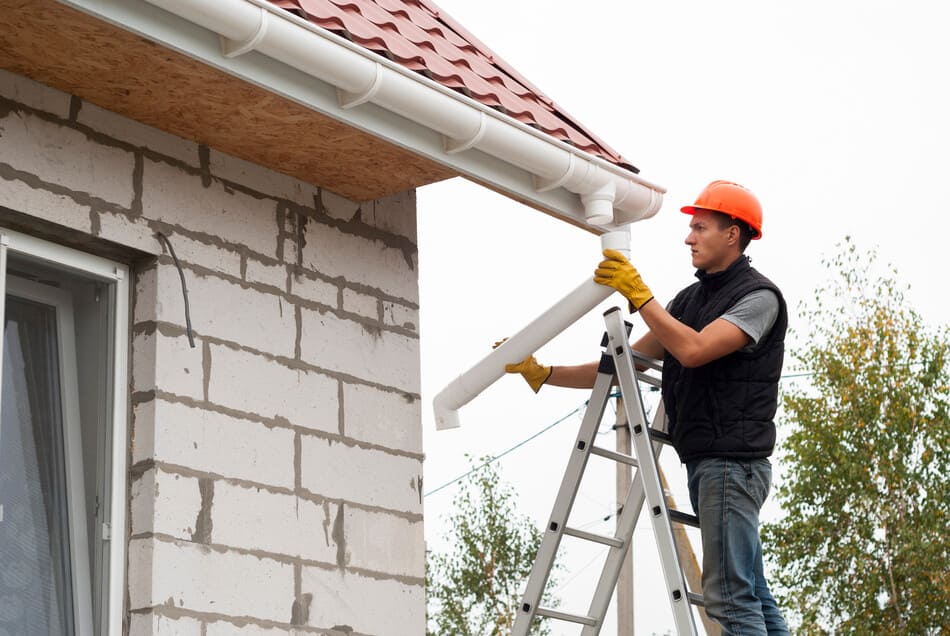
[{"xmin": 416, "ymin": 2, "xmax": 949, "ymax": 633}]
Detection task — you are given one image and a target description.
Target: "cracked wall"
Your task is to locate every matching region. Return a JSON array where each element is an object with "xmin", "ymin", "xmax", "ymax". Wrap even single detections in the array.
[{"xmin": 0, "ymin": 69, "xmax": 426, "ymax": 636}]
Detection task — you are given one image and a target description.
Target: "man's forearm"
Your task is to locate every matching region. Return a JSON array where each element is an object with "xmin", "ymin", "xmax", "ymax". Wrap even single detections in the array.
[
  {"xmin": 638, "ymin": 299, "xmax": 750, "ymax": 368},
  {"xmin": 638, "ymin": 301, "xmax": 702, "ymax": 362},
  {"xmin": 547, "ymin": 361, "xmax": 601, "ymax": 388}
]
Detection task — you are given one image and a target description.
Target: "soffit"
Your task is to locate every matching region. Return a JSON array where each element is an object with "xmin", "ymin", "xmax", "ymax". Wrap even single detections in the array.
[{"xmin": 0, "ymin": 0, "xmax": 457, "ymax": 202}]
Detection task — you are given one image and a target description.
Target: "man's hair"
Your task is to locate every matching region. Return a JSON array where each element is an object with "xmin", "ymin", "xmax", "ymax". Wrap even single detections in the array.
[{"xmin": 712, "ymin": 211, "xmax": 755, "ymax": 252}]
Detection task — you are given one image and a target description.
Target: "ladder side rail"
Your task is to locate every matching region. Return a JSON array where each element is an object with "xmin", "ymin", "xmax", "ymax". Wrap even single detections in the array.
[
  {"xmin": 580, "ymin": 457, "xmax": 646, "ymax": 636},
  {"xmin": 580, "ymin": 344, "xmax": 671, "ymax": 634},
  {"xmin": 605, "ymin": 308, "xmax": 699, "ymax": 636},
  {"xmin": 512, "ymin": 370, "xmax": 615, "ymax": 635}
]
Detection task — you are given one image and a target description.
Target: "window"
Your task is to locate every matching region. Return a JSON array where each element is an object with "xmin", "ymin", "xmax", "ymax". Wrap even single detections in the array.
[{"xmin": 0, "ymin": 229, "xmax": 129, "ymax": 635}]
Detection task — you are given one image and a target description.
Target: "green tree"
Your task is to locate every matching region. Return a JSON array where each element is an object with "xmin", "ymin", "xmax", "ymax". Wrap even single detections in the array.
[
  {"xmin": 426, "ymin": 457, "xmax": 558, "ymax": 635},
  {"xmin": 763, "ymin": 239, "xmax": 950, "ymax": 634}
]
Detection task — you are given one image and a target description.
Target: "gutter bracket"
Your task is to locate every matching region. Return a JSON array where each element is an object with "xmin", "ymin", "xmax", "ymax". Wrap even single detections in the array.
[
  {"xmin": 444, "ymin": 111, "xmax": 487, "ymax": 154},
  {"xmin": 220, "ymin": 6, "xmax": 269, "ymax": 58},
  {"xmin": 534, "ymin": 152, "xmax": 576, "ymax": 192},
  {"xmin": 338, "ymin": 63, "xmax": 384, "ymax": 109}
]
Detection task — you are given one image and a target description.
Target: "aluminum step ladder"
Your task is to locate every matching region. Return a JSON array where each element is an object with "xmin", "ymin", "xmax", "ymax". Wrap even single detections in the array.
[{"xmin": 512, "ymin": 307, "xmax": 703, "ymax": 635}]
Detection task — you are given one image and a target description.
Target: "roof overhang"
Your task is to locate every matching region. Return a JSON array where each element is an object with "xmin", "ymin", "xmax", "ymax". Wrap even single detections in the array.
[{"xmin": 1, "ymin": 0, "xmax": 665, "ymax": 232}]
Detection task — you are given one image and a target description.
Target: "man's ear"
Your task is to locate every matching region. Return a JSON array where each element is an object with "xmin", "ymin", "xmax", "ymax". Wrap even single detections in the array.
[{"xmin": 727, "ymin": 223, "xmax": 741, "ymax": 245}]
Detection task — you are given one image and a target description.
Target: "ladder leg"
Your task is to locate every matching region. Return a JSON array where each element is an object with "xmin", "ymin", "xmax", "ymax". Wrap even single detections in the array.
[
  {"xmin": 605, "ymin": 308, "xmax": 699, "ymax": 635},
  {"xmin": 512, "ymin": 371, "xmax": 615, "ymax": 635},
  {"xmin": 581, "ymin": 404, "xmax": 668, "ymax": 636},
  {"xmin": 514, "ymin": 309, "xmax": 702, "ymax": 636}
]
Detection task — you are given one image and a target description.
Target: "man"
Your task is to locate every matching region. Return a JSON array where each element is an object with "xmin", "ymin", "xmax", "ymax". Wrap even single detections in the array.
[{"xmin": 507, "ymin": 181, "xmax": 791, "ymax": 635}]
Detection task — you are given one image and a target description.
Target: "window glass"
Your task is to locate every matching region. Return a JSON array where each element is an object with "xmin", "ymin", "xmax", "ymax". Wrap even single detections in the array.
[
  {"xmin": 0, "ymin": 235, "xmax": 128, "ymax": 636},
  {"xmin": 1, "ymin": 294, "xmax": 76, "ymax": 635}
]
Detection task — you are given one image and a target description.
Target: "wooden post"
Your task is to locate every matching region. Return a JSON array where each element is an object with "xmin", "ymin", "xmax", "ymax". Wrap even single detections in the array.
[{"xmin": 659, "ymin": 465, "xmax": 720, "ymax": 636}]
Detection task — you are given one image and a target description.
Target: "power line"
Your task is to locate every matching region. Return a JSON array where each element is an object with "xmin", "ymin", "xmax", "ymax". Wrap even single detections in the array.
[
  {"xmin": 425, "ymin": 370, "xmax": 815, "ymax": 498},
  {"xmin": 423, "ymin": 399, "xmax": 590, "ymax": 498}
]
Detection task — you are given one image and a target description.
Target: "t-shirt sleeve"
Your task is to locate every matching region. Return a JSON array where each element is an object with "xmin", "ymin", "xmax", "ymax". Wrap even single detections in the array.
[{"xmin": 720, "ymin": 289, "xmax": 779, "ymax": 348}]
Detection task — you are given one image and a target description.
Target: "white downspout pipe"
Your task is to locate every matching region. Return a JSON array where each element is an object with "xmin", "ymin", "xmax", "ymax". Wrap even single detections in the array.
[
  {"xmin": 432, "ymin": 230, "xmax": 629, "ymax": 430},
  {"xmin": 142, "ymin": 0, "xmax": 665, "ymax": 225}
]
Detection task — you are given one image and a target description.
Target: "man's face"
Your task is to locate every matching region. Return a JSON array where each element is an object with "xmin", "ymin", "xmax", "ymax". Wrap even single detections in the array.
[{"xmin": 685, "ymin": 210, "xmax": 735, "ymax": 272}]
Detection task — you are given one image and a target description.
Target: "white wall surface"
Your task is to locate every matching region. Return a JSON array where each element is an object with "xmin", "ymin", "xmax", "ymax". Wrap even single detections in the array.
[{"xmin": 0, "ymin": 68, "xmax": 424, "ymax": 636}]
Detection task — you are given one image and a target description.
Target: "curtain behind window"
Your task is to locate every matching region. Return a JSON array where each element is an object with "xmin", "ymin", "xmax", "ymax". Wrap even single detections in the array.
[{"xmin": 0, "ymin": 297, "xmax": 75, "ymax": 636}]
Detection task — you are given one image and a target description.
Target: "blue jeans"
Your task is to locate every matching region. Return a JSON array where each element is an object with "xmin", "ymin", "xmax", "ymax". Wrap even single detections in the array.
[{"xmin": 686, "ymin": 457, "xmax": 790, "ymax": 636}]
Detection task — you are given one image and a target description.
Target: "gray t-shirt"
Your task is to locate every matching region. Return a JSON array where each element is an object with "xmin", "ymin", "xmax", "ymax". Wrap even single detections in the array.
[{"xmin": 721, "ymin": 289, "xmax": 779, "ymax": 352}]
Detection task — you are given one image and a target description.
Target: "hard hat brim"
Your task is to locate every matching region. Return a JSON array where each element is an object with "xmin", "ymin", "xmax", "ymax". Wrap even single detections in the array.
[{"xmin": 679, "ymin": 205, "xmax": 762, "ymax": 239}]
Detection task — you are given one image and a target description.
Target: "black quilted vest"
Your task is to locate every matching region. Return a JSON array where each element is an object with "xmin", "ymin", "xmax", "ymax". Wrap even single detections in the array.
[{"xmin": 662, "ymin": 256, "xmax": 787, "ymax": 462}]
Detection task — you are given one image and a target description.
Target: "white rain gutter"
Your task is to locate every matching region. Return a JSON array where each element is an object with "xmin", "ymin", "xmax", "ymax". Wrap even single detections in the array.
[{"xmin": 142, "ymin": 0, "xmax": 665, "ymax": 227}]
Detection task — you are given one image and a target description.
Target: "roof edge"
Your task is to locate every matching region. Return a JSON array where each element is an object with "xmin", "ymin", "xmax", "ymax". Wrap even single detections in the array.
[
  {"xmin": 418, "ymin": 0, "xmax": 639, "ymax": 172},
  {"xmin": 73, "ymin": 0, "xmax": 667, "ymax": 229}
]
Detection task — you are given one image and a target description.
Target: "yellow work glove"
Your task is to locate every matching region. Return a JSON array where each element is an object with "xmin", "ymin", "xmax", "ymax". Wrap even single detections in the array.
[
  {"xmin": 594, "ymin": 249, "xmax": 654, "ymax": 311},
  {"xmin": 505, "ymin": 356, "xmax": 552, "ymax": 393},
  {"xmin": 494, "ymin": 340, "xmax": 552, "ymax": 393}
]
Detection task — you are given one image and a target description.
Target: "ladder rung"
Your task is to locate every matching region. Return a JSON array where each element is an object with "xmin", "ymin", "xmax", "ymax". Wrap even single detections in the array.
[
  {"xmin": 648, "ymin": 429, "xmax": 673, "ymax": 445},
  {"xmin": 535, "ymin": 607, "xmax": 598, "ymax": 626},
  {"xmin": 563, "ymin": 526, "xmax": 625, "ymax": 548},
  {"xmin": 669, "ymin": 509, "xmax": 700, "ymax": 528},
  {"xmin": 632, "ymin": 351, "xmax": 663, "ymax": 371},
  {"xmin": 688, "ymin": 591, "xmax": 705, "ymax": 606},
  {"xmin": 590, "ymin": 445, "xmax": 638, "ymax": 467},
  {"xmin": 635, "ymin": 372, "xmax": 662, "ymax": 388}
]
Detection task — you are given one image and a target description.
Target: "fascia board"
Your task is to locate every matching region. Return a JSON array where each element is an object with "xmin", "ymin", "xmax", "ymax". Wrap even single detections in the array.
[{"xmin": 57, "ymin": 0, "xmax": 603, "ymax": 231}]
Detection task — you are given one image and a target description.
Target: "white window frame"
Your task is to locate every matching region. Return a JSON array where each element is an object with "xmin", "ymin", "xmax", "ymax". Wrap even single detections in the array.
[{"xmin": 0, "ymin": 228, "xmax": 130, "ymax": 635}]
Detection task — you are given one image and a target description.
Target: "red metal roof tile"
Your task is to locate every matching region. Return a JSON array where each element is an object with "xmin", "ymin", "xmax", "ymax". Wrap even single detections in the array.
[{"xmin": 268, "ymin": 0, "xmax": 637, "ymax": 172}]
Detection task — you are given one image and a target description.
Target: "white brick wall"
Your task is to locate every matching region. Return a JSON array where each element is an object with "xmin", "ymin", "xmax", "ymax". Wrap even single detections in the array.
[
  {"xmin": 204, "ymin": 624, "xmax": 291, "ymax": 636},
  {"xmin": 301, "ymin": 567, "xmax": 425, "ymax": 635},
  {"xmin": 141, "ymin": 159, "xmax": 278, "ymax": 257},
  {"xmin": 300, "ymin": 437, "xmax": 423, "ymax": 515},
  {"xmin": 366, "ymin": 190, "xmax": 417, "ymax": 240},
  {"xmin": 0, "ymin": 176, "xmax": 93, "ymax": 233},
  {"xmin": 130, "ymin": 467, "xmax": 203, "ymax": 540},
  {"xmin": 300, "ymin": 308, "xmax": 420, "ymax": 393},
  {"xmin": 342, "ymin": 287, "xmax": 379, "ymax": 320},
  {"xmin": 0, "ymin": 69, "xmax": 71, "ymax": 119},
  {"xmin": 245, "ymin": 256, "xmax": 289, "ymax": 291},
  {"xmin": 343, "ymin": 384, "xmax": 422, "ymax": 454},
  {"xmin": 211, "ymin": 482, "xmax": 339, "ymax": 564},
  {"xmin": 208, "ymin": 149, "xmax": 318, "ymax": 208},
  {"xmin": 129, "ymin": 614, "xmax": 203, "ymax": 636},
  {"xmin": 289, "ymin": 272, "xmax": 338, "ymax": 308},
  {"xmin": 1, "ymin": 72, "xmax": 424, "ymax": 635},
  {"xmin": 320, "ymin": 188, "xmax": 360, "ymax": 222},
  {"xmin": 128, "ymin": 539, "xmax": 294, "ymax": 621},
  {"xmin": 382, "ymin": 299, "xmax": 419, "ymax": 332},
  {"xmin": 301, "ymin": 222, "xmax": 419, "ymax": 303},
  {"xmin": 142, "ymin": 267, "xmax": 297, "ymax": 358},
  {"xmin": 77, "ymin": 101, "xmax": 199, "ymax": 168},
  {"xmin": 207, "ymin": 344, "xmax": 339, "ymax": 433},
  {"xmin": 0, "ymin": 109, "xmax": 135, "ymax": 207},
  {"xmin": 153, "ymin": 232, "xmax": 243, "ymax": 279},
  {"xmin": 98, "ymin": 210, "xmax": 157, "ymax": 254},
  {"xmin": 343, "ymin": 507, "xmax": 424, "ymax": 578},
  {"xmin": 132, "ymin": 330, "xmax": 205, "ymax": 401},
  {"xmin": 133, "ymin": 399, "xmax": 295, "ymax": 489}
]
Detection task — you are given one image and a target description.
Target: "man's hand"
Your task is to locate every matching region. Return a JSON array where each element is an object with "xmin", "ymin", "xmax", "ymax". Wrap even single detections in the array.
[
  {"xmin": 505, "ymin": 356, "xmax": 552, "ymax": 393},
  {"xmin": 494, "ymin": 340, "xmax": 552, "ymax": 393},
  {"xmin": 594, "ymin": 249, "xmax": 654, "ymax": 311}
]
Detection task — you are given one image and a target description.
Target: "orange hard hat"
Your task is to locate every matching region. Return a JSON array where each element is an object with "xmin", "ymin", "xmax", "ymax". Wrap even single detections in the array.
[{"xmin": 681, "ymin": 180, "xmax": 763, "ymax": 239}]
